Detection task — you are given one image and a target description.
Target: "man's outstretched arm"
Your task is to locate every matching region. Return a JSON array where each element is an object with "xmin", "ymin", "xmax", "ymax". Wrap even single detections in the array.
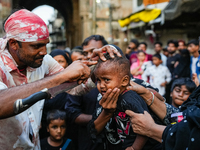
[{"xmin": 0, "ymin": 60, "xmax": 96, "ymax": 119}]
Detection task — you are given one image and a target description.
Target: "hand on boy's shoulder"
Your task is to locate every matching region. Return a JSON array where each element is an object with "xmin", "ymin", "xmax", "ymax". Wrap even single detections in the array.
[{"xmin": 130, "ymin": 78, "xmax": 159, "ymax": 92}]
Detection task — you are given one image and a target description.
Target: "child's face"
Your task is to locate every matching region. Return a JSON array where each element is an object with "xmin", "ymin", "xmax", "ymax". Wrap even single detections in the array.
[
  {"xmin": 71, "ymin": 52, "xmax": 85, "ymax": 62},
  {"xmin": 53, "ymin": 55, "xmax": 68, "ymax": 68},
  {"xmin": 94, "ymin": 62, "xmax": 124, "ymax": 96},
  {"xmin": 171, "ymin": 85, "xmax": 191, "ymax": 108},
  {"xmin": 137, "ymin": 52, "xmax": 146, "ymax": 62},
  {"xmin": 47, "ymin": 119, "xmax": 66, "ymax": 141},
  {"xmin": 152, "ymin": 57, "xmax": 162, "ymax": 66}
]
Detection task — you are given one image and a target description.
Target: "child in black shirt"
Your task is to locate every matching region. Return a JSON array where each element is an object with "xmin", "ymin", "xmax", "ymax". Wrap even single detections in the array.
[
  {"xmin": 40, "ymin": 109, "xmax": 75, "ymax": 150},
  {"xmin": 89, "ymin": 52, "xmax": 161, "ymax": 150}
]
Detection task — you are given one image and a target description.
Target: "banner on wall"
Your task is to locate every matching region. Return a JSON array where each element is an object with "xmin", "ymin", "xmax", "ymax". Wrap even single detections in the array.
[{"xmin": 143, "ymin": 0, "xmax": 169, "ymax": 6}]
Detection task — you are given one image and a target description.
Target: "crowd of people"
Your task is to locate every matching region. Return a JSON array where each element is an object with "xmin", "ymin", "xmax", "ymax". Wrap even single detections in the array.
[{"xmin": 0, "ymin": 8, "xmax": 200, "ymax": 150}]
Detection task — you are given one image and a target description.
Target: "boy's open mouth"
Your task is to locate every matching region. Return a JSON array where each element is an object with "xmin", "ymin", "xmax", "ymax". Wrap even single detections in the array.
[{"xmin": 101, "ymin": 91, "xmax": 106, "ymax": 95}]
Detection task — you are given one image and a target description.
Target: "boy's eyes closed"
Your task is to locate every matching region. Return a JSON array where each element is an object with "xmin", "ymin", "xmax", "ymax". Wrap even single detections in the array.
[
  {"xmin": 175, "ymin": 88, "xmax": 181, "ymax": 92},
  {"xmin": 183, "ymin": 91, "xmax": 190, "ymax": 95}
]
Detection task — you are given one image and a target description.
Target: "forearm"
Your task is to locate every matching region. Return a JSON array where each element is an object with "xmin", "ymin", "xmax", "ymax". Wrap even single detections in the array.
[
  {"xmin": 141, "ymin": 89, "xmax": 167, "ymax": 120},
  {"xmin": 147, "ymin": 124, "xmax": 166, "ymax": 143},
  {"xmin": 67, "ymin": 77, "xmax": 96, "ymax": 96},
  {"xmin": 75, "ymin": 114, "xmax": 92, "ymax": 125},
  {"xmin": 0, "ymin": 72, "xmax": 66, "ymax": 119},
  {"xmin": 94, "ymin": 109, "xmax": 113, "ymax": 134}
]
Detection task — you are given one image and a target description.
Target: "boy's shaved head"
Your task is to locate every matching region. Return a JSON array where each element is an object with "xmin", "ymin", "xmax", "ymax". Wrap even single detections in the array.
[{"xmin": 95, "ymin": 52, "xmax": 130, "ymax": 78}]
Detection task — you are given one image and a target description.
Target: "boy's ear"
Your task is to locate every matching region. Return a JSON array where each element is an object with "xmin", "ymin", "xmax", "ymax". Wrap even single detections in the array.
[
  {"xmin": 121, "ymin": 75, "xmax": 130, "ymax": 87},
  {"xmin": 47, "ymin": 126, "xmax": 49, "ymax": 132}
]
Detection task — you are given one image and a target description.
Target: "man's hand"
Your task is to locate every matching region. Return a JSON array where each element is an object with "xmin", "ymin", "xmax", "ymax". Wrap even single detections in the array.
[
  {"xmin": 125, "ymin": 146, "xmax": 134, "ymax": 150},
  {"xmin": 99, "ymin": 88, "xmax": 120, "ymax": 113},
  {"xmin": 127, "ymin": 81, "xmax": 149, "ymax": 95},
  {"xmin": 91, "ymin": 45, "xmax": 122, "ymax": 61},
  {"xmin": 125, "ymin": 110, "xmax": 155, "ymax": 137},
  {"xmin": 94, "ymin": 88, "xmax": 120, "ymax": 134},
  {"xmin": 60, "ymin": 60, "xmax": 97, "ymax": 84},
  {"xmin": 126, "ymin": 110, "xmax": 166, "ymax": 143},
  {"xmin": 192, "ymin": 73, "xmax": 199, "ymax": 87},
  {"xmin": 160, "ymin": 82, "xmax": 166, "ymax": 87}
]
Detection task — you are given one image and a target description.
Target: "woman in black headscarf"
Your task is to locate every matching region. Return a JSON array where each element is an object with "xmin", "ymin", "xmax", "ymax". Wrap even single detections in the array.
[
  {"xmin": 50, "ymin": 49, "xmax": 72, "ymax": 68},
  {"xmin": 173, "ymin": 49, "xmax": 191, "ymax": 79}
]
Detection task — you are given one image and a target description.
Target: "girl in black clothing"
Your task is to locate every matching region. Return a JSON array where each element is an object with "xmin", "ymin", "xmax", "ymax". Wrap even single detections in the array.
[{"xmin": 40, "ymin": 110, "xmax": 75, "ymax": 150}]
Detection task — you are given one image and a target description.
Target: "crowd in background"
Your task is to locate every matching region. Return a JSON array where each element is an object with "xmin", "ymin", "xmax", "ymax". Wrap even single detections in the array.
[{"xmin": 126, "ymin": 39, "xmax": 199, "ymax": 104}]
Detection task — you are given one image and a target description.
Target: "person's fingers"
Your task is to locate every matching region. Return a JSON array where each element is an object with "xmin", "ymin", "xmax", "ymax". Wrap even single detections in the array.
[
  {"xmin": 80, "ymin": 64, "xmax": 91, "ymax": 77},
  {"xmin": 99, "ymin": 89, "xmax": 112, "ymax": 105},
  {"xmin": 100, "ymin": 88, "xmax": 118, "ymax": 108},
  {"xmin": 105, "ymin": 88, "xmax": 118, "ymax": 103},
  {"xmin": 81, "ymin": 60, "xmax": 98, "ymax": 66},
  {"xmin": 106, "ymin": 46, "xmax": 115, "ymax": 58},
  {"xmin": 98, "ymin": 52, "xmax": 106, "ymax": 61},
  {"xmin": 111, "ymin": 88, "xmax": 120, "ymax": 105},
  {"xmin": 77, "ymin": 79, "xmax": 82, "ymax": 85},
  {"xmin": 192, "ymin": 73, "xmax": 199, "ymax": 87},
  {"xmin": 126, "ymin": 81, "xmax": 138, "ymax": 92},
  {"xmin": 125, "ymin": 110, "xmax": 136, "ymax": 117},
  {"xmin": 77, "ymin": 79, "xmax": 87, "ymax": 85},
  {"xmin": 107, "ymin": 45, "xmax": 122, "ymax": 57},
  {"xmin": 126, "ymin": 85, "xmax": 135, "ymax": 91},
  {"xmin": 144, "ymin": 111, "xmax": 149, "ymax": 115}
]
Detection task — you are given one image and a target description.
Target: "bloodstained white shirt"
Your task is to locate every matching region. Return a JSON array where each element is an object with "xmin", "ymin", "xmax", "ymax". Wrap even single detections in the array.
[{"xmin": 0, "ymin": 49, "xmax": 63, "ymax": 150}]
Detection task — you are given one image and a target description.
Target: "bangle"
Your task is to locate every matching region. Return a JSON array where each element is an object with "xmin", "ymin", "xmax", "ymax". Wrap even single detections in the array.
[
  {"xmin": 145, "ymin": 91, "xmax": 153, "ymax": 103},
  {"xmin": 148, "ymin": 92, "xmax": 154, "ymax": 107}
]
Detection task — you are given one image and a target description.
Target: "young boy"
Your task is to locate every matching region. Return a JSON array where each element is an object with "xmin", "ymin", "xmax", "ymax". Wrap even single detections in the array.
[
  {"xmin": 171, "ymin": 78, "xmax": 196, "ymax": 108},
  {"xmin": 40, "ymin": 109, "xmax": 75, "ymax": 150},
  {"xmin": 142, "ymin": 54, "xmax": 171, "ymax": 96},
  {"xmin": 89, "ymin": 52, "xmax": 161, "ymax": 150}
]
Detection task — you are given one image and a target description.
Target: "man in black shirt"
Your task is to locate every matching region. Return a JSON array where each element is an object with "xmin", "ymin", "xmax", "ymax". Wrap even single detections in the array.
[
  {"xmin": 166, "ymin": 40, "xmax": 180, "ymax": 104},
  {"xmin": 65, "ymin": 35, "xmax": 108, "ymax": 150}
]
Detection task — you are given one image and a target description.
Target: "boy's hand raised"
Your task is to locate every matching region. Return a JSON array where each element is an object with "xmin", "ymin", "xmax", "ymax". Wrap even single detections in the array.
[{"xmin": 99, "ymin": 88, "xmax": 120, "ymax": 113}]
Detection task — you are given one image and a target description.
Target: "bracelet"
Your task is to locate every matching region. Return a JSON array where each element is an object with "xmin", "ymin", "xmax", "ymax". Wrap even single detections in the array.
[
  {"xmin": 148, "ymin": 92, "xmax": 155, "ymax": 107},
  {"xmin": 145, "ymin": 91, "xmax": 153, "ymax": 102}
]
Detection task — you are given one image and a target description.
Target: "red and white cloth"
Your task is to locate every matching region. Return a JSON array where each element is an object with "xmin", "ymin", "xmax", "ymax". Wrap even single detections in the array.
[{"xmin": 0, "ymin": 9, "xmax": 49, "ymax": 52}]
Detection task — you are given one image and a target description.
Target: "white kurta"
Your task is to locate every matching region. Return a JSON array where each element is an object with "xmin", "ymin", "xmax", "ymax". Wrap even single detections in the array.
[{"xmin": 142, "ymin": 64, "xmax": 171, "ymax": 96}]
